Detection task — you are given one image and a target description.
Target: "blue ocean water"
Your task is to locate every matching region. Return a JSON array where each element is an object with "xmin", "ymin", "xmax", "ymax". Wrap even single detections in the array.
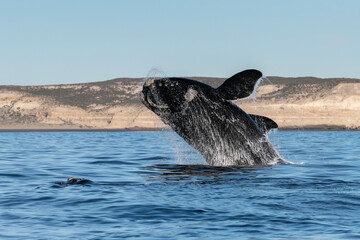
[{"xmin": 0, "ymin": 131, "xmax": 359, "ymax": 239}]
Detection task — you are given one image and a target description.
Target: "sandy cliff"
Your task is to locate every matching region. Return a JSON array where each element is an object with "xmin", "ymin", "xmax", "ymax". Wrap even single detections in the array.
[
  {"xmin": 238, "ymin": 81, "xmax": 360, "ymax": 130},
  {"xmin": 0, "ymin": 76, "xmax": 359, "ymax": 130}
]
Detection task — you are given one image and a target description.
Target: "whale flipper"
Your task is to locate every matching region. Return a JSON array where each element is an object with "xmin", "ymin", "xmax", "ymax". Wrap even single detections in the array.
[
  {"xmin": 216, "ymin": 69, "xmax": 262, "ymax": 100},
  {"xmin": 249, "ymin": 114, "xmax": 278, "ymax": 133}
]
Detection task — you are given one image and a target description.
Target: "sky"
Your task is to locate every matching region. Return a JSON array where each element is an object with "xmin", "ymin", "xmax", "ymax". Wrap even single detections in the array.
[{"xmin": 1, "ymin": 0, "xmax": 360, "ymax": 85}]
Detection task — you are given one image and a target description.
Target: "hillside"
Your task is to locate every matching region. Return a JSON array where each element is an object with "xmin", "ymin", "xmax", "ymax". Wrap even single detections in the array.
[{"xmin": 0, "ymin": 76, "xmax": 359, "ymax": 130}]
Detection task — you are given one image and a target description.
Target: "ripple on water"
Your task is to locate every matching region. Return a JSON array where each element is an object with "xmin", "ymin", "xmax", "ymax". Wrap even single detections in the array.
[{"xmin": 0, "ymin": 131, "xmax": 359, "ymax": 239}]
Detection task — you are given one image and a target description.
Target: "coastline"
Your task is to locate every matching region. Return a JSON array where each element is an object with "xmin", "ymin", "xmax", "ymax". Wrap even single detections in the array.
[
  {"xmin": 0, "ymin": 126, "xmax": 359, "ymax": 132},
  {"xmin": 1, "ymin": 76, "xmax": 359, "ymax": 131}
]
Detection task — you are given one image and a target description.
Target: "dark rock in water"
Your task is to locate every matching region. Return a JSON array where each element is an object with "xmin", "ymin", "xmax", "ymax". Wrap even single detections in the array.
[{"xmin": 56, "ymin": 177, "xmax": 92, "ymax": 186}]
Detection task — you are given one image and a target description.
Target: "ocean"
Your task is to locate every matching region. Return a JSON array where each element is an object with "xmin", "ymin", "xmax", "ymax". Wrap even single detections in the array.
[{"xmin": 0, "ymin": 131, "xmax": 359, "ymax": 239}]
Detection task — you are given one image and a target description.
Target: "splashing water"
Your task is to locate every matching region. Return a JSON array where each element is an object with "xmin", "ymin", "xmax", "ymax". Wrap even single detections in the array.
[
  {"xmin": 167, "ymin": 131, "xmax": 205, "ymax": 165},
  {"xmin": 143, "ymin": 68, "xmax": 167, "ymax": 84},
  {"xmin": 248, "ymin": 75, "xmax": 273, "ymax": 103}
]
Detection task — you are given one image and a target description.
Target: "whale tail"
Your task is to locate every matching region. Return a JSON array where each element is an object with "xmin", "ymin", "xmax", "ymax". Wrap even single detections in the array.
[{"xmin": 216, "ymin": 69, "xmax": 262, "ymax": 100}]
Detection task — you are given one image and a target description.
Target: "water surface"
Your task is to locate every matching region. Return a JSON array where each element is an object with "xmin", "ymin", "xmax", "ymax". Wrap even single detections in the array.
[{"xmin": 0, "ymin": 131, "xmax": 359, "ymax": 239}]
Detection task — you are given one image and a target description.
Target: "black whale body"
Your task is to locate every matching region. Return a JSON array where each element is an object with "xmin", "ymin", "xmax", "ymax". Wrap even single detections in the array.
[{"xmin": 140, "ymin": 69, "xmax": 282, "ymax": 166}]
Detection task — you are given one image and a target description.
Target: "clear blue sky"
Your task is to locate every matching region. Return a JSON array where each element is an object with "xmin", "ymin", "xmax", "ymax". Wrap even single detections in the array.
[{"xmin": 1, "ymin": 0, "xmax": 360, "ymax": 85}]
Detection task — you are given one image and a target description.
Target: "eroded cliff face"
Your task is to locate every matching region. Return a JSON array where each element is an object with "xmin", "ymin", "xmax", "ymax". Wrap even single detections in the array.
[
  {"xmin": 0, "ymin": 80, "xmax": 166, "ymax": 130},
  {"xmin": 237, "ymin": 83, "xmax": 360, "ymax": 130},
  {"xmin": 0, "ymin": 76, "xmax": 359, "ymax": 130}
]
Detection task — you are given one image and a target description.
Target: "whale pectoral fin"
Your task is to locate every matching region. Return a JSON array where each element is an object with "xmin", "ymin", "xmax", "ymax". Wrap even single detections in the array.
[
  {"xmin": 249, "ymin": 114, "xmax": 278, "ymax": 133},
  {"xmin": 216, "ymin": 69, "xmax": 262, "ymax": 100}
]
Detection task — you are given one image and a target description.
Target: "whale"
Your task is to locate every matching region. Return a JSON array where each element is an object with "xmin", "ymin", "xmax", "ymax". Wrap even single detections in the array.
[{"xmin": 140, "ymin": 69, "xmax": 283, "ymax": 166}]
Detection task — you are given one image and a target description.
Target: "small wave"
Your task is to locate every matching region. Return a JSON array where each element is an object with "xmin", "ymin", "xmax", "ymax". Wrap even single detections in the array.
[
  {"xmin": 136, "ymin": 156, "xmax": 171, "ymax": 161},
  {"xmin": 145, "ymin": 164, "xmax": 262, "ymax": 182},
  {"xmin": 89, "ymin": 160, "xmax": 130, "ymax": 165},
  {"xmin": 280, "ymin": 160, "xmax": 305, "ymax": 165},
  {"xmin": 268, "ymin": 157, "xmax": 304, "ymax": 165},
  {"xmin": 93, "ymin": 156, "xmax": 114, "ymax": 160},
  {"xmin": 0, "ymin": 173, "xmax": 27, "ymax": 178}
]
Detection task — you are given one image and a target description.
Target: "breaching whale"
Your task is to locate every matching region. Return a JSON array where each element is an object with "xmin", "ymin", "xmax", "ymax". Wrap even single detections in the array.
[{"xmin": 140, "ymin": 69, "xmax": 283, "ymax": 166}]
